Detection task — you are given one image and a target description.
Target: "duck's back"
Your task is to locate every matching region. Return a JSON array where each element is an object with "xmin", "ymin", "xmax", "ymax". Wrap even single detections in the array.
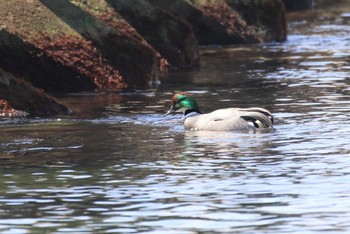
[{"xmin": 184, "ymin": 108, "xmax": 273, "ymax": 131}]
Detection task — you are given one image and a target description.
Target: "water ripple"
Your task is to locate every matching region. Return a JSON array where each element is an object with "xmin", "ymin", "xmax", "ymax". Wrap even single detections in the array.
[{"xmin": 1, "ymin": 3, "xmax": 350, "ymax": 233}]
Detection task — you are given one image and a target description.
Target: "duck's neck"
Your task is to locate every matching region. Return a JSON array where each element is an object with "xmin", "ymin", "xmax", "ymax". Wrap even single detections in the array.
[{"xmin": 184, "ymin": 108, "xmax": 201, "ymax": 118}]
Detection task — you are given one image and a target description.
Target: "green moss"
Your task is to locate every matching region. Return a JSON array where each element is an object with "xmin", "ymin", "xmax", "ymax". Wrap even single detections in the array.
[{"xmin": 0, "ymin": 1, "xmax": 79, "ymax": 40}]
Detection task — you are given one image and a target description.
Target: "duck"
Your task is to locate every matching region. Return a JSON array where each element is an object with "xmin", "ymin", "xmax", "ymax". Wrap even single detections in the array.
[{"xmin": 164, "ymin": 91, "xmax": 274, "ymax": 131}]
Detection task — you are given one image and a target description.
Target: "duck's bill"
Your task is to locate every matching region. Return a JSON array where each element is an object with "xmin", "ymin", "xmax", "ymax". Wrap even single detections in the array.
[{"xmin": 163, "ymin": 106, "xmax": 176, "ymax": 116}]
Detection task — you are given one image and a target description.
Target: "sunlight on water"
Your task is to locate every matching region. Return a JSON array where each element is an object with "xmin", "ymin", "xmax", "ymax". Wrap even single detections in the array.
[{"xmin": 1, "ymin": 2, "xmax": 350, "ymax": 233}]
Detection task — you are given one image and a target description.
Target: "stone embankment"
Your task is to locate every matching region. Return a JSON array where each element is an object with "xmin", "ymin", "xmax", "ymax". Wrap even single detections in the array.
[{"xmin": 0, "ymin": 0, "xmax": 287, "ymax": 116}]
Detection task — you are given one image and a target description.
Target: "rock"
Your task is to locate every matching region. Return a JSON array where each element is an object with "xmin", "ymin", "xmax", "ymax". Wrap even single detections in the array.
[
  {"xmin": 0, "ymin": 0, "xmax": 160, "ymax": 91},
  {"xmin": 0, "ymin": 69, "xmax": 70, "ymax": 116},
  {"xmin": 282, "ymin": 0, "xmax": 344, "ymax": 11},
  {"xmin": 0, "ymin": 29, "xmax": 98, "ymax": 92},
  {"xmin": 68, "ymin": 0, "xmax": 171, "ymax": 72},
  {"xmin": 0, "ymin": 0, "xmax": 287, "ymax": 117},
  {"xmin": 282, "ymin": 0, "xmax": 314, "ymax": 10},
  {"xmin": 225, "ymin": 0, "xmax": 287, "ymax": 42},
  {"xmin": 148, "ymin": 0, "xmax": 287, "ymax": 44},
  {"xmin": 105, "ymin": 0, "xmax": 200, "ymax": 68}
]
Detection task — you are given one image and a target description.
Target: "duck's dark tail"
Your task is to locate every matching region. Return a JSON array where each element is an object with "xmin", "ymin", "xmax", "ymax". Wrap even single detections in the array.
[{"xmin": 240, "ymin": 108, "xmax": 274, "ymax": 128}]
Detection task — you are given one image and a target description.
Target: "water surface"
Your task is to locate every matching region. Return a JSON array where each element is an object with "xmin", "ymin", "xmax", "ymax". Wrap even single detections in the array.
[{"xmin": 1, "ymin": 2, "xmax": 350, "ymax": 233}]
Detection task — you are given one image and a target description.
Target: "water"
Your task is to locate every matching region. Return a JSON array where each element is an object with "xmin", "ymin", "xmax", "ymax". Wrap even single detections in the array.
[{"xmin": 1, "ymin": 2, "xmax": 350, "ymax": 233}]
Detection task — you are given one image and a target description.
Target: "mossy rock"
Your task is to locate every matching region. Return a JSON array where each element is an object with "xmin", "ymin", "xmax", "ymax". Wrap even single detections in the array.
[
  {"xmin": 225, "ymin": 0, "xmax": 287, "ymax": 42},
  {"xmin": 0, "ymin": 0, "xmax": 160, "ymax": 91},
  {"xmin": 148, "ymin": 0, "xmax": 286, "ymax": 44},
  {"xmin": 0, "ymin": 69, "xmax": 70, "ymax": 116},
  {"xmin": 106, "ymin": 0, "xmax": 199, "ymax": 68}
]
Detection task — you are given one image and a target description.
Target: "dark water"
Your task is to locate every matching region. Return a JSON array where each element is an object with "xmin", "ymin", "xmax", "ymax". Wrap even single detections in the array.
[{"xmin": 1, "ymin": 2, "xmax": 350, "ymax": 233}]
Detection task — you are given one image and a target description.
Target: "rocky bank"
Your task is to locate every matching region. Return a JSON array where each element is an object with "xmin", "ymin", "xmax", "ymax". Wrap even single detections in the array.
[{"xmin": 0, "ymin": 0, "xmax": 287, "ymax": 116}]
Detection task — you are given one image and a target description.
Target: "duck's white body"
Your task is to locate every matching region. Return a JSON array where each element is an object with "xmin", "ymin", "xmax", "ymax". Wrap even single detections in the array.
[
  {"xmin": 165, "ymin": 92, "xmax": 274, "ymax": 131},
  {"xmin": 183, "ymin": 107, "xmax": 273, "ymax": 131}
]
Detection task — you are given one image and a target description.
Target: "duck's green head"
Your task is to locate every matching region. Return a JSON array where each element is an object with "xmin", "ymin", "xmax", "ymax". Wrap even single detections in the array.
[{"xmin": 164, "ymin": 92, "xmax": 200, "ymax": 116}]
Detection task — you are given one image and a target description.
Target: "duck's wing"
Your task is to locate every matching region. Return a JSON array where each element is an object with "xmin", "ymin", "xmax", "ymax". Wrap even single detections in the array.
[
  {"xmin": 187, "ymin": 109, "xmax": 248, "ymax": 130},
  {"xmin": 184, "ymin": 109, "xmax": 239, "ymax": 130}
]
